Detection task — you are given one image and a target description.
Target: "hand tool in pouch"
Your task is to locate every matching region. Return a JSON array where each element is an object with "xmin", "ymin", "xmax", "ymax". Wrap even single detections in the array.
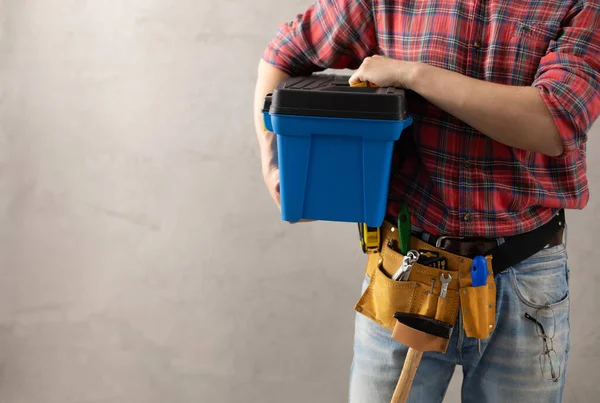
[
  {"xmin": 397, "ymin": 203, "xmax": 411, "ymax": 255},
  {"xmin": 439, "ymin": 273, "xmax": 452, "ymax": 299},
  {"xmin": 471, "ymin": 255, "xmax": 488, "ymax": 287},
  {"xmin": 470, "ymin": 255, "xmax": 488, "ymax": 354},
  {"xmin": 390, "ymin": 313, "xmax": 454, "ymax": 403},
  {"xmin": 390, "ymin": 202, "xmax": 417, "ymax": 282},
  {"xmin": 391, "ymin": 250, "xmax": 420, "ymax": 281}
]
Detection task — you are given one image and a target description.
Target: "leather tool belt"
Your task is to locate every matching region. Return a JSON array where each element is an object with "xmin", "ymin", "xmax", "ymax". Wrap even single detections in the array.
[
  {"xmin": 354, "ymin": 210, "xmax": 566, "ymax": 346},
  {"xmin": 419, "ymin": 209, "xmax": 565, "ymax": 274}
]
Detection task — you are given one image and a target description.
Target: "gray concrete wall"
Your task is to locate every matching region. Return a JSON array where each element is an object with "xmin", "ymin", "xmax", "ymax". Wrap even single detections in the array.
[{"xmin": 0, "ymin": 1, "xmax": 597, "ymax": 402}]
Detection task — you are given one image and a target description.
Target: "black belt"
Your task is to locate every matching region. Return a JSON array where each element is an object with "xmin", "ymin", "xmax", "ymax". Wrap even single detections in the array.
[{"xmin": 416, "ymin": 210, "xmax": 566, "ymax": 275}]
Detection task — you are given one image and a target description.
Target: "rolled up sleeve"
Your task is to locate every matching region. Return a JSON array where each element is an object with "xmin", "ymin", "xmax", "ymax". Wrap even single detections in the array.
[
  {"xmin": 533, "ymin": 1, "xmax": 600, "ymax": 154},
  {"xmin": 262, "ymin": 0, "xmax": 377, "ymax": 76}
]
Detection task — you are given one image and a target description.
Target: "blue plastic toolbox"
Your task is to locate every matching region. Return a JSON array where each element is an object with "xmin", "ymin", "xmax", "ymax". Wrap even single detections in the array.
[{"xmin": 262, "ymin": 74, "xmax": 413, "ymax": 227}]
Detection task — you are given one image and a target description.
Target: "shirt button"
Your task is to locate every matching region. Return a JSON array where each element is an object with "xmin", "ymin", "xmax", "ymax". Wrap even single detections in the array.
[
  {"xmin": 464, "ymin": 160, "xmax": 471, "ymax": 168},
  {"xmin": 473, "ymin": 41, "xmax": 481, "ymax": 49},
  {"xmin": 464, "ymin": 213, "xmax": 472, "ymax": 222}
]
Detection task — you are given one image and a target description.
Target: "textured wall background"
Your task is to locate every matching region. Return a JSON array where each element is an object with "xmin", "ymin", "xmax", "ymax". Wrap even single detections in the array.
[{"xmin": 0, "ymin": 1, "xmax": 597, "ymax": 402}]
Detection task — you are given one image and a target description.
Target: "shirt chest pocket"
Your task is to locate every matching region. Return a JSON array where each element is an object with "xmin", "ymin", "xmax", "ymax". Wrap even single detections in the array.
[{"xmin": 509, "ymin": 21, "xmax": 559, "ymax": 85}]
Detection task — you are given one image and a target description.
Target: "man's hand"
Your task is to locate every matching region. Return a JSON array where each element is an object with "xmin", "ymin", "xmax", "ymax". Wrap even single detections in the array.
[
  {"xmin": 255, "ymin": 60, "xmax": 289, "ymax": 210},
  {"xmin": 260, "ymin": 133, "xmax": 281, "ymax": 209},
  {"xmin": 255, "ymin": 60, "xmax": 316, "ymax": 223},
  {"xmin": 349, "ymin": 55, "xmax": 422, "ymax": 89}
]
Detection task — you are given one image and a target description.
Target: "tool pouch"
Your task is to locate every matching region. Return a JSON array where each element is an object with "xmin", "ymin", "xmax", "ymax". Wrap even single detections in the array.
[
  {"xmin": 458, "ymin": 256, "xmax": 496, "ymax": 339},
  {"xmin": 354, "ymin": 237, "xmax": 461, "ymax": 332},
  {"xmin": 354, "ymin": 222, "xmax": 497, "ymax": 341}
]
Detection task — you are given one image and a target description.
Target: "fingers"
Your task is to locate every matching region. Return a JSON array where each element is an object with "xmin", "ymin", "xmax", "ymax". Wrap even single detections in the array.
[
  {"xmin": 349, "ymin": 55, "xmax": 379, "ymax": 85},
  {"xmin": 349, "ymin": 57, "xmax": 370, "ymax": 84},
  {"xmin": 348, "ymin": 71, "xmax": 363, "ymax": 86},
  {"xmin": 268, "ymin": 187, "xmax": 281, "ymax": 209},
  {"xmin": 263, "ymin": 168, "xmax": 281, "ymax": 209},
  {"xmin": 263, "ymin": 168, "xmax": 314, "ymax": 222},
  {"xmin": 272, "ymin": 185, "xmax": 281, "ymax": 209},
  {"xmin": 269, "ymin": 184, "xmax": 281, "ymax": 209}
]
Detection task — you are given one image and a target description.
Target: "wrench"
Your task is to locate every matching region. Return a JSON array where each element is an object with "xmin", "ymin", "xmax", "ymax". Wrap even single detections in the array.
[
  {"xmin": 440, "ymin": 273, "xmax": 452, "ymax": 299},
  {"xmin": 392, "ymin": 250, "xmax": 420, "ymax": 281}
]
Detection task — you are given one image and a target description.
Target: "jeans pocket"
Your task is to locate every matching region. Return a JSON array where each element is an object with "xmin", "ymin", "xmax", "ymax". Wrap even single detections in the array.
[{"xmin": 509, "ymin": 246, "xmax": 569, "ymax": 309}]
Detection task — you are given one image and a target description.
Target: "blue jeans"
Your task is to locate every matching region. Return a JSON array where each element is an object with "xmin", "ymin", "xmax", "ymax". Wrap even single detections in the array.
[{"xmin": 348, "ymin": 243, "xmax": 571, "ymax": 403}]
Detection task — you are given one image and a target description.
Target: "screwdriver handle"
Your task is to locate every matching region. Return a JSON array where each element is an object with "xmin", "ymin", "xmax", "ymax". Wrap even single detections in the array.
[
  {"xmin": 398, "ymin": 203, "xmax": 411, "ymax": 255},
  {"xmin": 471, "ymin": 255, "xmax": 488, "ymax": 287}
]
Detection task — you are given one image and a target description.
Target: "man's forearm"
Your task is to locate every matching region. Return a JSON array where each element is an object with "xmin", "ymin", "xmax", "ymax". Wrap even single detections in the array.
[
  {"xmin": 254, "ymin": 60, "xmax": 290, "ymax": 172},
  {"xmin": 410, "ymin": 63, "xmax": 565, "ymax": 156}
]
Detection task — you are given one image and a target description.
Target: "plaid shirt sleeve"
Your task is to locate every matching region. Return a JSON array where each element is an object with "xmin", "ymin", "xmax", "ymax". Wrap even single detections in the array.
[
  {"xmin": 262, "ymin": 0, "xmax": 377, "ymax": 76},
  {"xmin": 533, "ymin": 1, "xmax": 600, "ymax": 155}
]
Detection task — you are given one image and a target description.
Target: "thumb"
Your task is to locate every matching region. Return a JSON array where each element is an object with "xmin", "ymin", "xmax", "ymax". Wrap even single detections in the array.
[{"xmin": 348, "ymin": 72, "xmax": 363, "ymax": 86}]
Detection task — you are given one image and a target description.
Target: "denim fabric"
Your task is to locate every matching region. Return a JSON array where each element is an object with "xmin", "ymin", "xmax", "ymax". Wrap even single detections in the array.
[{"xmin": 348, "ymin": 244, "xmax": 570, "ymax": 403}]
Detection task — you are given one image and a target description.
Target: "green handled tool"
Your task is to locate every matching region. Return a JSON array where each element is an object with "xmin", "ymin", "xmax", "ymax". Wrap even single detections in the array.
[{"xmin": 397, "ymin": 203, "xmax": 411, "ymax": 255}]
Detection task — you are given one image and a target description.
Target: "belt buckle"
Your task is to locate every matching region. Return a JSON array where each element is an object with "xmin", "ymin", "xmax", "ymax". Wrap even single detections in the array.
[{"xmin": 435, "ymin": 236, "xmax": 465, "ymax": 250}]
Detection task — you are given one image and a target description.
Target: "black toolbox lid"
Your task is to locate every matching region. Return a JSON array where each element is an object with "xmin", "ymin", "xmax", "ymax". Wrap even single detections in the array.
[{"xmin": 264, "ymin": 74, "xmax": 408, "ymax": 120}]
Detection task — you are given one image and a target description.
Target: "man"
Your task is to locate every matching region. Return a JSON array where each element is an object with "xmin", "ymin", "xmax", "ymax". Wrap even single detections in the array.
[{"xmin": 254, "ymin": 1, "xmax": 599, "ymax": 402}]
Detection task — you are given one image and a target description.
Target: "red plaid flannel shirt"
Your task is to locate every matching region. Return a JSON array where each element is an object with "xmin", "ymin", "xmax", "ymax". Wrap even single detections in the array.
[{"xmin": 262, "ymin": 0, "xmax": 600, "ymax": 237}]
